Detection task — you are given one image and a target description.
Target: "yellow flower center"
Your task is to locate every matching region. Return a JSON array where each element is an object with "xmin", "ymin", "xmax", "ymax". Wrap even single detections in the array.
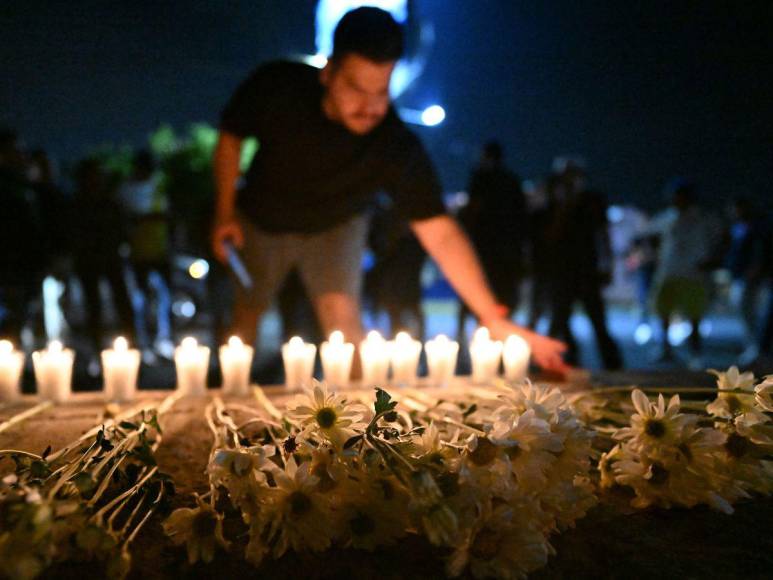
[
  {"xmin": 316, "ymin": 407, "xmax": 337, "ymax": 429},
  {"xmin": 288, "ymin": 491, "xmax": 313, "ymax": 516},
  {"xmin": 469, "ymin": 438, "xmax": 498, "ymax": 466},
  {"xmin": 645, "ymin": 419, "xmax": 666, "ymax": 438},
  {"xmin": 471, "ymin": 528, "xmax": 501, "ymax": 561}
]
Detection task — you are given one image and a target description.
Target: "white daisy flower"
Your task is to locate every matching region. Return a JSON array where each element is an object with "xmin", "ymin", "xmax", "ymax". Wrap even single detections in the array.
[
  {"xmin": 707, "ymin": 367, "xmax": 757, "ymax": 418},
  {"xmin": 615, "ymin": 389, "xmax": 694, "ymax": 453},
  {"xmin": 163, "ymin": 496, "xmax": 230, "ymax": 564},
  {"xmin": 262, "ymin": 456, "xmax": 340, "ymax": 557},
  {"xmin": 287, "ymin": 382, "xmax": 366, "ymax": 449},
  {"xmin": 754, "ymin": 376, "xmax": 773, "ymax": 412},
  {"xmin": 447, "ymin": 502, "xmax": 550, "ymax": 580}
]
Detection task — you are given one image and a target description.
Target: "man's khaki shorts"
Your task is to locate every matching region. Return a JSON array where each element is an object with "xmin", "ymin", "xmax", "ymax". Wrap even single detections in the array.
[{"xmin": 233, "ymin": 213, "xmax": 369, "ymax": 311}]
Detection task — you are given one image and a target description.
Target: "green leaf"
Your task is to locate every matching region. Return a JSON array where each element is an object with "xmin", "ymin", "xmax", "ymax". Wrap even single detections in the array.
[
  {"xmin": 30, "ymin": 459, "xmax": 51, "ymax": 479},
  {"xmin": 374, "ymin": 388, "xmax": 397, "ymax": 415}
]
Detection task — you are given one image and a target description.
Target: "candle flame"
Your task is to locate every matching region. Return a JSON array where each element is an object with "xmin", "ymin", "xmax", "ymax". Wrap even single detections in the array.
[
  {"xmin": 181, "ymin": 336, "xmax": 198, "ymax": 350},
  {"xmin": 0, "ymin": 340, "xmax": 12, "ymax": 355},
  {"xmin": 49, "ymin": 340, "xmax": 63, "ymax": 353},
  {"xmin": 288, "ymin": 336, "xmax": 304, "ymax": 349},
  {"xmin": 395, "ymin": 331, "xmax": 412, "ymax": 344},
  {"xmin": 473, "ymin": 327, "xmax": 490, "ymax": 343},
  {"xmin": 504, "ymin": 334, "xmax": 529, "ymax": 352},
  {"xmin": 228, "ymin": 335, "xmax": 243, "ymax": 349},
  {"xmin": 114, "ymin": 336, "xmax": 128, "ymax": 352},
  {"xmin": 434, "ymin": 334, "xmax": 448, "ymax": 344},
  {"xmin": 329, "ymin": 330, "xmax": 344, "ymax": 345},
  {"xmin": 366, "ymin": 330, "xmax": 383, "ymax": 343}
]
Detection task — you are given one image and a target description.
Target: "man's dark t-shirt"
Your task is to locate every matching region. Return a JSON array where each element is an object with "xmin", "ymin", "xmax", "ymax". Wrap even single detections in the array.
[{"xmin": 220, "ymin": 61, "xmax": 446, "ymax": 234}]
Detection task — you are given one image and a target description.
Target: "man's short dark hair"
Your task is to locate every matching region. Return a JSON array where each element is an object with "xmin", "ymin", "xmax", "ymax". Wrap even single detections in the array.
[{"xmin": 332, "ymin": 7, "xmax": 404, "ymax": 63}]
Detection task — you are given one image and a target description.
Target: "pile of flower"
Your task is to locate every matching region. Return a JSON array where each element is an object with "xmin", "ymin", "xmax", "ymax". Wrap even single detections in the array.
[
  {"xmin": 164, "ymin": 382, "xmax": 597, "ymax": 579},
  {"xmin": 598, "ymin": 367, "xmax": 773, "ymax": 513},
  {"xmin": 0, "ymin": 397, "xmax": 177, "ymax": 580}
]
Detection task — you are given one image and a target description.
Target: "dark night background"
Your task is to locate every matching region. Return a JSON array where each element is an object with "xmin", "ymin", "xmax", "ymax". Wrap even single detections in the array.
[{"xmin": 2, "ymin": 0, "xmax": 772, "ymax": 211}]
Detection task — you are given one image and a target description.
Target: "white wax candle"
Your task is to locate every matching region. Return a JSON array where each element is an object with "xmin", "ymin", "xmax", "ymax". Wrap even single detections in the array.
[
  {"xmin": 32, "ymin": 340, "xmax": 74, "ymax": 403},
  {"xmin": 0, "ymin": 340, "xmax": 24, "ymax": 401},
  {"xmin": 174, "ymin": 337, "xmax": 210, "ymax": 397},
  {"xmin": 425, "ymin": 334, "xmax": 459, "ymax": 387},
  {"xmin": 503, "ymin": 334, "xmax": 531, "ymax": 383},
  {"xmin": 320, "ymin": 330, "xmax": 354, "ymax": 387},
  {"xmin": 390, "ymin": 331, "xmax": 422, "ymax": 386},
  {"xmin": 101, "ymin": 336, "xmax": 140, "ymax": 403},
  {"xmin": 469, "ymin": 327, "xmax": 503, "ymax": 384},
  {"xmin": 219, "ymin": 336, "xmax": 254, "ymax": 396},
  {"xmin": 282, "ymin": 336, "xmax": 316, "ymax": 389},
  {"xmin": 359, "ymin": 330, "xmax": 392, "ymax": 387}
]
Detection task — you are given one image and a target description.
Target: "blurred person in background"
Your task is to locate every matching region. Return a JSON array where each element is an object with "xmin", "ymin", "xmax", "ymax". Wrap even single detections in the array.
[
  {"xmin": 457, "ymin": 140, "xmax": 526, "ymax": 338},
  {"xmin": 0, "ymin": 129, "xmax": 45, "ymax": 342},
  {"xmin": 644, "ymin": 179, "xmax": 723, "ymax": 363},
  {"xmin": 70, "ymin": 158, "xmax": 134, "ymax": 366},
  {"xmin": 724, "ymin": 196, "xmax": 767, "ymax": 364},
  {"xmin": 118, "ymin": 149, "xmax": 174, "ymax": 360},
  {"xmin": 546, "ymin": 158, "xmax": 623, "ymax": 370}
]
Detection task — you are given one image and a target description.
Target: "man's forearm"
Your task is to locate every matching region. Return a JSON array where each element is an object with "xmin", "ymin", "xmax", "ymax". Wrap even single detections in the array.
[
  {"xmin": 213, "ymin": 131, "xmax": 243, "ymax": 221},
  {"xmin": 411, "ymin": 215, "xmax": 502, "ymax": 322}
]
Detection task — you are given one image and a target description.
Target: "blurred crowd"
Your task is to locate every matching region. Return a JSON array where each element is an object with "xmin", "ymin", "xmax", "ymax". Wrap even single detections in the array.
[{"xmin": 2, "ymin": 127, "xmax": 772, "ymax": 373}]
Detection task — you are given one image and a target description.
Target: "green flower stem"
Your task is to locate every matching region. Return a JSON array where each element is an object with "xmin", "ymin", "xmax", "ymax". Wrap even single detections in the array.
[
  {"xmin": 92, "ymin": 465, "xmax": 159, "ymax": 526},
  {"xmin": 0, "ymin": 401, "xmax": 53, "ymax": 435},
  {"xmin": 122, "ymin": 484, "xmax": 164, "ymax": 548},
  {"xmin": 88, "ymin": 454, "xmax": 128, "ymax": 507}
]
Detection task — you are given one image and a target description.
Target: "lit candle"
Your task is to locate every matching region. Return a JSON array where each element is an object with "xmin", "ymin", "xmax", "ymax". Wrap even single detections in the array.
[
  {"xmin": 282, "ymin": 336, "xmax": 316, "ymax": 389},
  {"xmin": 359, "ymin": 330, "xmax": 392, "ymax": 387},
  {"xmin": 174, "ymin": 337, "xmax": 210, "ymax": 397},
  {"xmin": 32, "ymin": 340, "xmax": 74, "ymax": 403},
  {"xmin": 0, "ymin": 340, "xmax": 24, "ymax": 401},
  {"xmin": 101, "ymin": 336, "xmax": 140, "ymax": 402},
  {"xmin": 425, "ymin": 334, "xmax": 459, "ymax": 387},
  {"xmin": 320, "ymin": 330, "xmax": 354, "ymax": 387},
  {"xmin": 469, "ymin": 327, "xmax": 502, "ymax": 384},
  {"xmin": 503, "ymin": 334, "xmax": 531, "ymax": 383},
  {"xmin": 390, "ymin": 331, "xmax": 422, "ymax": 386},
  {"xmin": 219, "ymin": 336, "xmax": 254, "ymax": 396}
]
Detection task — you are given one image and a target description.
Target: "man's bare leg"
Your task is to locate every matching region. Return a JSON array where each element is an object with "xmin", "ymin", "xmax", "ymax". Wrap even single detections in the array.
[{"xmin": 230, "ymin": 302, "xmax": 263, "ymax": 348}]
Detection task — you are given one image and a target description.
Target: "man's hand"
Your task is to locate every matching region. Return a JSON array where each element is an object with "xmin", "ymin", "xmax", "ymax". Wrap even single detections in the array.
[
  {"xmin": 486, "ymin": 318, "xmax": 571, "ymax": 378},
  {"xmin": 212, "ymin": 216, "xmax": 244, "ymax": 263}
]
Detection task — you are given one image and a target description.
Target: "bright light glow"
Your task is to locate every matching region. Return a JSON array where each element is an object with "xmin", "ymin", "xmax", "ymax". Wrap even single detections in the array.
[
  {"xmin": 227, "ymin": 336, "xmax": 243, "ymax": 349},
  {"xmin": 420, "ymin": 105, "xmax": 445, "ymax": 126},
  {"xmin": 633, "ymin": 323, "xmax": 653, "ymax": 345},
  {"xmin": 0, "ymin": 340, "xmax": 12, "ymax": 355},
  {"xmin": 181, "ymin": 337, "xmax": 198, "ymax": 350},
  {"xmin": 699, "ymin": 320, "xmax": 713, "ymax": 337},
  {"xmin": 667, "ymin": 320, "xmax": 692, "ymax": 346},
  {"xmin": 607, "ymin": 205, "xmax": 625, "ymax": 224},
  {"xmin": 305, "ymin": 53, "xmax": 328, "ymax": 69},
  {"xmin": 434, "ymin": 334, "xmax": 448, "ymax": 344},
  {"xmin": 49, "ymin": 340, "xmax": 63, "ymax": 353},
  {"xmin": 188, "ymin": 259, "xmax": 209, "ymax": 280},
  {"xmin": 173, "ymin": 300, "xmax": 196, "ymax": 318},
  {"xmin": 504, "ymin": 334, "xmax": 529, "ymax": 352},
  {"xmin": 113, "ymin": 336, "xmax": 129, "ymax": 352},
  {"xmin": 288, "ymin": 336, "xmax": 305, "ymax": 350},
  {"xmin": 329, "ymin": 330, "xmax": 344, "ymax": 345}
]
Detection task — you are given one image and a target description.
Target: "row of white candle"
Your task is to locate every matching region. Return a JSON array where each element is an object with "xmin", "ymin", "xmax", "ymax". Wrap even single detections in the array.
[
  {"xmin": 0, "ymin": 336, "xmax": 255, "ymax": 403},
  {"xmin": 282, "ymin": 327, "xmax": 531, "ymax": 389},
  {"xmin": 0, "ymin": 327, "xmax": 531, "ymax": 403}
]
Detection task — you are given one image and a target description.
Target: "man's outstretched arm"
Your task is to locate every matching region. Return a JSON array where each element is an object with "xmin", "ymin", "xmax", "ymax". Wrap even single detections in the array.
[
  {"xmin": 212, "ymin": 130, "xmax": 245, "ymax": 262},
  {"xmin": 411, "ymin": 214, "xmax": 570, "ymax": 376}
]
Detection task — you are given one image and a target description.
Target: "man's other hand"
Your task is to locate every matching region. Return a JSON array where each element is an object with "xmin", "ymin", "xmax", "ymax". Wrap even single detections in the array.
[{"xmin": 212, "ymin": 217, "xmax": 244, "ymax": 263}]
